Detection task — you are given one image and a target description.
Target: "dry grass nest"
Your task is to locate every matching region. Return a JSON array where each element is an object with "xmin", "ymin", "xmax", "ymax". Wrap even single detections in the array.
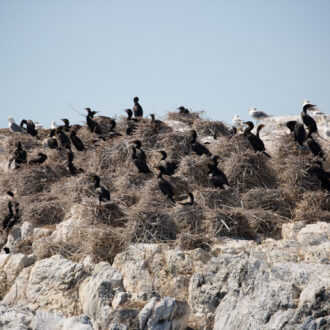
[{"xmin": 1, "ymin": 113, "xmax": 329, "ymax": 263}]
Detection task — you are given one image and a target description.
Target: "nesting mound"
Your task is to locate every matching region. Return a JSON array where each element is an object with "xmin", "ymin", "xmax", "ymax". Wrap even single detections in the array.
[{"xmin": 0, "ymin": 111, "xmax": 329, "ymax": 263}]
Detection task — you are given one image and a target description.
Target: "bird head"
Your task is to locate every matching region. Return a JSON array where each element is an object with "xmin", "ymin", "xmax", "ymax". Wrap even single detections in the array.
[
  {"xmin": 8, "ymin": 117, "xmax": 15, "ymax": 124},
  {"xmin": 131, "ymin": 140, "xmax": 142, "ymax": 148},
  {"xmin": 133, "ymin": 97, "xmax": 139, "ymax": 103}
]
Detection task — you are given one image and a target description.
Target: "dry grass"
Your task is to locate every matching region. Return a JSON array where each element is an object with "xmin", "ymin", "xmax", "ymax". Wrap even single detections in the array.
[{"xmin": 0, "ymin": 113, "xmax": 329, "ymax": 263}]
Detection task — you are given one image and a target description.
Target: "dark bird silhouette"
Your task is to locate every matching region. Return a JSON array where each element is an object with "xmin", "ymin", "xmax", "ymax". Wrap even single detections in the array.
[
  {"xmin": 3, "ymin": 247, "xmax": 10, "ymax": 254},
  {"xmin": 156, "ymin": 166, "xmax": 175, "ymax": 203},
  {"xmin": 61, "ymin": 118, "xmax": 71, "ymax": 132},
  {"xmin": 190, "ymin": 130, "xmax": 211, "ymax": 156},
  {"xmin": 230, "ymin": 126, "xmax": 237, "ymax": 137},
  {"xmin": 132, "ymin": 140, "xmax": 146, "ymax": 160},
  {"xmin": 179, "ymin": 192, "xmax": 194, "ymax": 205},
  {"xmin": 92, "ymin": 174, "xmax": 110, "ymax": 204},
  {"xmin": 286, "ymin": 121, "xmax": 306, "ymax": 146},
  {"xmin": 70, "ymin": 131, "xmax": 85, "ymax": 151},
  {"xmin": 125, "ymin": 109, "xmax": 139, "ymax": 122},
  {"xmin": 85, "ymin": 108, "xmax": 103, "ymax": 135},
  {"xmin": 243, "ymin": 121, "xmax": 271, "ymax": 158},
  {"xmin": 158, "ymin": 151, "xmax": 178, "ymax": 175},
  {"xmin": 207, "ymin": 156, "xmax": 229, "ymax": 189},
  {"xmin": 308, "ymin": 161, "xmax": 330, "ymax": 191},
  {"xmin": 133, "ymin": 97, "xmax": 143, "ymax": 118},
  {"xmin": 28, "ymin": 152, "xmax": 47, "ymax": 165},
  {"xmin": 150, "ymin": 114, "xmax": 163, "ymax": 125},
  {"xmin": 2, "ymin": 202, "xmax": 13, "ymax": 229},
  {"xmin": 47, "ymin": 129, "xmax": 58, "ymax": 149},
  {"xmin": 8, "ymin": 141, "xmax": 27, "ymax": 169},
  {"xmin": 306, "ymin": 130, "xmax": 325, "ymax": 160},
  {"xmin": 301, "ymin": 103, "xmax": 318, "ymax": 134},
  {"xmin": 56, "ymin": 126, "xmax": 71, "ymax": 150},
  {"xmin": 125, "ymin": 109, "xmax": 138, "ymax": 136},
  {"xmin": 67, "ymin": 151, "xmax": 84, "ymax": 175},
  {"xmin": 108, "ymin": 119, "xmax": 122, "ymax": 138},
  {"xmin": 20, "ymin": 119, "xmax": 39, "ymax": 138},
  {"xmin": 8, "ymin": 202, "xmax": 19, "ymax": 229},
  {"xmin": 132, "ymin": 146, "xmax": 151, "ymax": 173},
  {"xmin": 177, "ymin": 106, "xmax": 190, "ymax": 114}
]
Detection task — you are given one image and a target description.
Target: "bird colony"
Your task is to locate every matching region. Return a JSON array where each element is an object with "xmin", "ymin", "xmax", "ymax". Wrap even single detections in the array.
[{"xmin": 0, "ymin": 98, "xmax": 329, "ymax": 261}]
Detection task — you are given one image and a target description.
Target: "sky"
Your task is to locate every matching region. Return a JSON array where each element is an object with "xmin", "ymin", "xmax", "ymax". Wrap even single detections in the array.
[{"xmin": 1, "ymin": 0, "xmax": 330, "ymax": 128}]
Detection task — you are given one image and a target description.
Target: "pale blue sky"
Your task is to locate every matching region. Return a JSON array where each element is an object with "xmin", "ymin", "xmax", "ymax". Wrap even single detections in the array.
[{"xmin": 1, "ymin": 0, "xmax": 329, "ymax": 128}]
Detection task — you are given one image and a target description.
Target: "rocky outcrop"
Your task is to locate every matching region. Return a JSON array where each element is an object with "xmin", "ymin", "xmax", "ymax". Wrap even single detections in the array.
[{"xmin": 0, "ymin": 221, "xmax": 329, "ymax": 329}]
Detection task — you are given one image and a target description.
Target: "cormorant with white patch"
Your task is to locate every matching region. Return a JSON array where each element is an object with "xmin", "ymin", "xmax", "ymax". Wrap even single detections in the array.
[
  {"xmin": 133, "ymin": 97, "xmax": 143, "ymax": 118},
  {"xmin": 243, "ymin": 121, "xmax": 271, "ymax": 158},
  {"xmin": 190, "ymin": 130, "xmax": 211, "ymax": 156},
  {"xmin": 301, "ymin": 100, "xmax": 318, "ymax": 134},
  {"xmin": 156, "ymin": 166, "xmax": 175, "ymax": 203}
]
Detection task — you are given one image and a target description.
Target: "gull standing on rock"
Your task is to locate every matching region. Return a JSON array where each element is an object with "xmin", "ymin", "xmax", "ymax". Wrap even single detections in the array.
[
  {"xmin": 249, "ymin": 107, "xmax": 270, "ymax": 123},
  {"xmin": 232, "ymin": 114, "xmax": 244, "ymax": 129},
  {"xmin": 51, "ymin": 120, "xmax": 58, "ymax": 130},
  {"xmin": 8, "ymin": 117, "xmax": 26, "ymax": 133}
]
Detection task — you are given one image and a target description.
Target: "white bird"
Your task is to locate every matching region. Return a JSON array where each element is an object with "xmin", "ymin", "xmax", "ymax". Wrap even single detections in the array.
[
  {"xmin": 249, "ymin": 107, "xmax": 270, "ymax": 122},
  {"xmin": 8, "ymin": 117, "xmax": 26, "ymax": 133},
  {"xmin": 232, "ymin": 114, "xmax": 244, "ymax": 128},
  {"xmin": 323, "ymin": 116, "xmax": 330, "ymax": 138},
  {"xmin": 50, "ymin": 120, "xmax": 57, "ymax": 129},
  {"xmin": 34, "ymin": 122, "xmax": 44, "ymax": 130}
]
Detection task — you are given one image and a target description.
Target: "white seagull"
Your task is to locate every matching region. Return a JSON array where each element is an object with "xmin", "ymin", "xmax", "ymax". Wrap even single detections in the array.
[
  {"xmin": 249, "ymin": 107, "xmax": 270, "ymax": 122},
  {"xmin": 34, "ymin": 122, "xmax": 44, "ymax": 130},
  {"xmin": 50, "ymin": 120, "xmax": 57, "ymax": 129},
  {"xmin": 8, "ymin": 117, "xmax": 26, "ymax": 133},
  {"xmin": 232, "ymin": 114, "xmax": 244, "ymax": 128}
]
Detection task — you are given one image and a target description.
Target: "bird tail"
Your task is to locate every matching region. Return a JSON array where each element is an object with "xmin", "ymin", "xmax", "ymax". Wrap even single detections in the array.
[{"xmin": 262, "ymin": 151, "xmax": 272, "ymax": 158}]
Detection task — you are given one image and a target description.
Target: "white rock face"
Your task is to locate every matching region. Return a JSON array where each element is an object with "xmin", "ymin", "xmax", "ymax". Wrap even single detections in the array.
[
  {"xmin": 139, "ymin": 297, "xmax": 190, "ymax": 330},
  {"xmin": 3, "ymin": 254, "xmax": 85, "ymax": 314},
  {"xmin": 79, "ymin": 262, "xmax": 125, "ymax": 329}
]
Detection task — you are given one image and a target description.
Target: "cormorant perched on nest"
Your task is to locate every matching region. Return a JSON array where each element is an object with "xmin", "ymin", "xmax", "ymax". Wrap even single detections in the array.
[
  {"xmin": 108, "ymin": 119, "xmax": 122, "ymax": 138},
  {"xmin": 177, "ymin": 106, "xmax": 190, "ymax": 114},
  {"xmin": 179, "ymin": 192, "xmax": 194, "ymax": 205},
  {"xmin": 190, "ymin": 130, "xmax": 211, "ymax": 156},
  {"xmin": 131, "ymin": 140, "xmax": 146, "ymax": 160},
  {"xmin": 28, "ymin": 152, "xmax": 47, "ymax": 165},
  {"xmin": 158, "ymin": 151, "xmax": 178, "ymax": 175},
  {"xmin": 132, "ymin": 146, "xmax": 151, "ymax": 173},
  {"xmin": 61, "ymin": 119, "xmax": 71, "ymax": 132},
  {"xmin": 308, "ymin": 161, "xmax": 330, "ymax": 191},
  {"xmin": 286, "ymin": 121, "xmax": 306, "ymax": 147},
  {"xmin": 125, "ymin": 109, "xmax": 138, "ymax": 136},
  {"xmin": 133, "ymin": 97, "xmax": 143, "ymax": 118},
  {"xmin": 46, "ymin": 129, "xmax": 58, "ymax": 149},
  {"xmin": 2, "ymin": 192, "xmax": 19, "ymax": 230},
  {"xmin": 67, "ymin": 151, "xmax": 84, "ymax": 175},
  {"xmin": 150, "ymin": 114, "xmax": 163, "ymax": 125},
  {"xmin": 56, "ymin": 126, "xmax": 71, "ymax": 150},
  {"xmin": 301, "ymin": 100, "xmax": 318, "ymax": 134},
  {"xmin": 20, "ymin": 119, "xmax": 39, "ymax": 138},
  {"xmin": 125, "ymin": 109, "xmax": 138, "ymax": 122},
  {"xmin": 70, "ymin": 131, "xmax": 85, "ymax": 151},
  {"xmin": 306, "ymin": 130, "xmax": 325, "ymax": 160},
  {"xmin": 243, "ymin": 121, "xmax": 271, "ymax": 158},
  {"xmin": 156, "ymin": 166, "xmax": 175, "ymax": 203},
  {"xmin": 91, "ymin": 174, "xmax": 110, "ymax": 204},
  {"xmin": 8, "ymin": 141, "xmax": 27, "ymax": 169},
  {"xmin": 207, "ymin": 156, "xmax": 229, "ymax": 189},
  {"xmin": 85, "ymin": 108, "xmax": 103, "ymax": 135}
]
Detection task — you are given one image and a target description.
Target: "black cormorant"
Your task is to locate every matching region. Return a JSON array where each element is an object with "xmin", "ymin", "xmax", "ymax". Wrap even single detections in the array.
[
  {"xmin": 177, "ymin": 106, "xmax": 190, "ymax": 114},
  {"xmin": 158, "ymin": 151, "xmax": 178, "ymax": 175},
  {"xmin": 306, "ymin": 130, "xmax": 325, "ymax": 160},
  {"xmin": 132, "ymin": 140, "xmax": 146, "ymax": 160},
  {"xmin": 125, "ymin": 109, "xmax": 138, "ymax": 136},
  {"xmin": 207, "ymin": 156, "xmax": 229, "ymax": 189},
  {"xmin": 286, "ymin": 121, "xmax": 306, "ymax": 146},
  {"xmin": 2, "ymin": 192, "xmax": 19, "ymax": 229},
  {"xmin": 156, "ymin": 166, "xmax": 175, "ymax": 203},
  {"xmin": 61, "ymin": 119, "xmax": 71, "ymax": 132},
  {"xmin": 133, "ymin": 97, "xmax": 143, "ymax": 118},
  {"xmin": 132, "ymin": 146, "xmax": 151, "ymax": 173},
  {"xmin": 86, "ymin": 112, "xmax": 103, "ymax": 135},
  {"xmin": 301, "ymin": 103, "xmax": 318, "ymax": 134},
  {"xmin": 125, "ymin": 109, "xmax": 139, "ymax": 122},
  {"xmin": 20, "ymin": 119, "xmax": 39, "ymax": 138},
  {"xmin": 2, "ymin": 201, "xmax": 13, "ymax": 229},
  {"xmin": 92, "ymin": 174, "xmax": 110, "ymax": 204},
  {"xmin": 70, "ymin": 131, "xmax": 85, "ymax": 151},
  {"xmin": 56, "ymin": 126, "xmax": 71, "ymax": 149},
  {"xmin": 243, "ymin": 121, "xmax": 271, "ymax": 158},
  {"xmin": 150, "ymin": 114, "xmax": 163, "ymax": 125},
  {"xmin": 8, "ymin": 142, "xmax": 27, "ymax": 169},
  {"xmin": 66, "ymin": 151, "xmax": 84, "ymax": 175},
  {"xmin": 308, "ymin": 161, "xmax": 330, "ymax": 191},
  {"xmin": 47, "ymin": 129, "xmax": 58, "ymax": 149},
  {"xmin": 28, "ymin": 152, "xmax": 47, "ymax": 165},
  {"xmin": 190, "ymin": 130, "xmax": 211, "ymax": 156},
  {"xmin": 179, "ymin": 192, "xmax": 194, "ymax": 205}
]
